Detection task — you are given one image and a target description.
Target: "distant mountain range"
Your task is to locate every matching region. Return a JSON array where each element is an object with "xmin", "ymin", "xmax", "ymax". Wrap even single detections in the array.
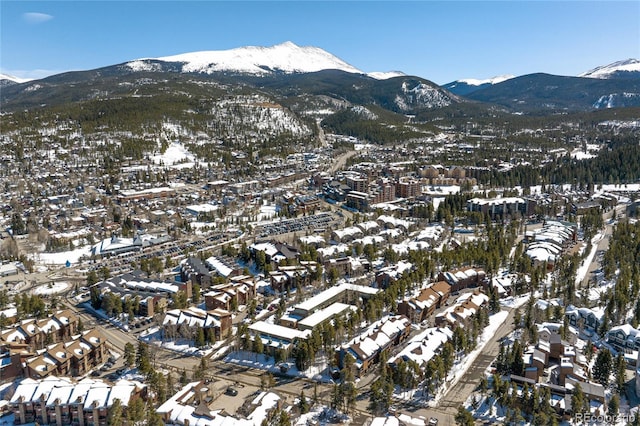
[
  {"xmin": 441, "ymin": 75, "xmax": 515, "ymax": 96},
  {"xmin": 0, "ymin": 73, "xmax": 32, "ymax": 87},
  {"xmin": 0, "ymin": 42, "xmax": 461, "ymax": 115},
  {"xmin": 1, "ymin": 42, "xmax": 639, "ymax": 115},
  {"xmin": 464, "ymin": 72, "xmax": 640, "ymax": 111},
  {"xmin": 125, "ymin": 41, "xmax": 403, "ymax": 80},
  {"xmin": 442, "ymin": 59, "xmax": 640, "ymax": 97},
  {"xmin": 579, "ymin": 59, "xmax": 640, "ymax": 79}
]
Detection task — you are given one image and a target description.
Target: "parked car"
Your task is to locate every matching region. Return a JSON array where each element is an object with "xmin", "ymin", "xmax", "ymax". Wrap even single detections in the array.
[{"xmin": 225, "ymin": 387, "xmax": 238, "ymax": 396}]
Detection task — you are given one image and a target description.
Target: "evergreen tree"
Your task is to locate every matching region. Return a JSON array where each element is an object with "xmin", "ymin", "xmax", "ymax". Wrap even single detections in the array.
[
  {"xmin": 195, "ymin": 327, "xmax": 205, "ymax": 348},
  {"xmin": 106, "ymin": 398, "xmax": 123, "ymax": 426},
  {"xmin": 253, "ymin": 335, "xmax": 264, "ymax": 356},
  {"xmin": 136, "ymin": 342, "xmax": 152, "ymax": 374},
  {"xmin": 510, "ymin": 340, "xmax": 525, "ymax": 376},
  {"xmin": 192, "ymin": 284, "xmax": 201, "ymax": 303},
  {"xmin": 298, "ymin": 390, "xmax": 310, "ymax": 414},
  {"xmin": 608, "ymin": 394, "xmax": 620, "ymax": 417},
  {"xmin": 478, "ymin": 376, "xmax": 488, "ymax": 395},
  {"xmin": 615, "ymin": 352, "xmax": 627, "ymax": 394},
  {"xmin": 167, "ymin": 372, "xmax": 175, "ymax": 397},
  {"xmin": 455, "ymin": 406, "xmax": 475, "ymax": 426},
  {"xmin": 87, "ymin": 270, "xmax": 99, "ymax": 286},
  {"xmin": 593, "ymin": 348, "xmax": 613, "ymax": 386},
  {"xmin": 127, "ymin": 396, "xmax": 145, "ymax": 424},
  {"xmin": 180, "ymin": 369, "xmax": 188, "ymax": 386},
  {"xmin": 571, "ymin": 383, "xmax": 586, "ymax": 419},
  {"xmin": 124, "ymin": 342, "xmax": 135, "ymax": 367}
]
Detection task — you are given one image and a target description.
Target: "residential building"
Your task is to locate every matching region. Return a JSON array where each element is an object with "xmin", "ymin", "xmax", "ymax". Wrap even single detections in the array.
[
  {"xmin": 337, "ymin": 315, "xmax": 411, "ymax": 376},
  {"xmin": 388, "ymin": 327, "xmax": 453, "ymax": 368},
  {"xmin": 434, "ymin": 290, "xmax": 489, "ymax": 328},
  {"xmin": 606, "ymin": 324, "xmax": 640, "ymax": 352},
  {"xmin": 467, "ymin": 197, "xmax": 529, "ymax": 219},
  {"xmin": 0, "ymin": 309, "xmax": 79, "ymax": 351},
  {"xmin": 398, "ymin": 281, "xmax": 451, "ymax": 323},
  {"xmin": 291, "ymin": 282, "xmax": 379, "ymax": 318},
  {"xmin": 180, "ymin": 257, "xmax": 212, "ymax": 288},
  {"xmin": 10, "ymin": 376, "xmax": 146, "ymax": 426},
  {"xmin": 162, "ymin": 307, "xmax": 232, "ymax": 341},
  {"xmin": 437, "ymin": 267, "xmax": 486, "ymax": 293},
  {"xmin": 565, "ymin": 305, "xmax": 604, "ymax": 332}
]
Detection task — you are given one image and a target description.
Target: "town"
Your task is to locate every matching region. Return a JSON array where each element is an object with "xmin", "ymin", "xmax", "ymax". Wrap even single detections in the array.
[
  {"xmin": 1, "ymin": 96, "xmax": 639, "ymax": 426},
  {"xmin": 1, "ymin": 9, "xmax": 640, "ymax": 421}
]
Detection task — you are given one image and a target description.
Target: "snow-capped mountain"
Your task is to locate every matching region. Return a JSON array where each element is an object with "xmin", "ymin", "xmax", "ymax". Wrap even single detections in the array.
[
  {"xmin": 128, "ymin": 41, "xmax": 366, "ymax": 77},
  {"xmin": 579, "ymin": 59, "xmax": 640, "ymax": 79},
  {"xmin": 441, "ymin": 75, "xmax": 514, "ymax": 96},
  {"xmin": 127, "ymin": 41, "xmax": 403, "ymax": 80},
  {"xmin": 0, "ymin": 73, "xmax": 32, "ymax": 87},
  {"xmin": 367, "ymin": 71, "xmax": 407, "ymax": 80},
  {"xmin": 458, "ymin": 75, "xmax": 515, "ymax": 86}
]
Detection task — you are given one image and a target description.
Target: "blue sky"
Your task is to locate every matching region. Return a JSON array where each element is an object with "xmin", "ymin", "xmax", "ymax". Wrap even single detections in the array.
[{"xmin": 1, "ymin": 1, "xmax": 639, "ymax": 84}]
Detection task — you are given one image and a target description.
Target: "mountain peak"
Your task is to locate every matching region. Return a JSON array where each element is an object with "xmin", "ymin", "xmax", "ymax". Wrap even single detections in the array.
[
  {"xmin": 579, "ymin": 59, "xmax": 640, "ymax": 79},
  {"xmin": 458, "ymin": 75, "xmax": 515, "ymax": 86},
  {"xmin": 133, "ymin": 42, "xmax": 365, "ymax": 76},
  {"xmin": 441, "ymin": 74, "xmax": 515, "ymax": 96},
  {"xmin": 0, "ymin": 73, "xmax": 32, "ymax": 84}
]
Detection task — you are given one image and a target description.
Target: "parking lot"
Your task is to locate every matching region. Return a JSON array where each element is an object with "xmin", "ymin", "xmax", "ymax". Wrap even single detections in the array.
[
  {"xmin": 89, "ymin": 232, "xmax": 230, "ymax": 274},
  {"xmin": 255, "ymin": 212, "xmax": 337, "ymax": 238}
]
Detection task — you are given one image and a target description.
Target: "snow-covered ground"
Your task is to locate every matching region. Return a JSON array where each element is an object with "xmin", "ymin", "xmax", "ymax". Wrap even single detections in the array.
[
  {"xmin": 152, "ymin": 141, "xmax": 197, "ymax": 166},
  {"xmin": 500, "ymin": 294, "xmax": 532, "ymax": 309},
  {"xmin": 575, "ymin": 232, "xmax": 604, "ymax": 285},
  {"xmin": 257, "ymin": 204, "xmax": 277, "ymax": 222},
  {"xmin": 31, "ymin": 245, "xmax": 91, "ymax": 265},
  {"xmin": 139, "ymin": 326, "xmax": 222, "ymax": 358},
  {"xmin": 570, "ymin": 149, "xmax": 597, "ymax": 160},
  {"xmin": 224, "ymin": 351, "xmax": 334, "ymax": 383},
  {"xmin": 601, "ymin": 183, "xmax": 640, "ymax": 192},
  {"xmin": 31, "ymin": 281, "xmax": 70, "ymax": 295}
]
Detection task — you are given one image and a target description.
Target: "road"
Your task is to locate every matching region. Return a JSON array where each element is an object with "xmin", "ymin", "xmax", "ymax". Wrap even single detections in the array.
[
  {"xmin": 329, "ymin": 150, "xmax": 358, "ymax": 174},
  {"xmin": 393, "ymin": 308, "xmax": 516, "ymax": 425},
  {"xmin": 61, "ymin": 295, "xmax": 139, "ymax": 353},
  {"xmin": 579, "ymin": 204, "xmax": 624, "ymax": 288}
]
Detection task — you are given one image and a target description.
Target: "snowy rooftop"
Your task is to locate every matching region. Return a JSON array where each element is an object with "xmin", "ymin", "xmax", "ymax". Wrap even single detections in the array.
[
  {"xmin": 298, "ymin": 302, "xmax": 355, "ymax": 329},
  {"xmin": 249, "ymin": 321, "xmax": 308, "ymax": 342},
  {"xmin": 163, "ymin": 307, "xmax": 222, "ymax": 328},
  {"xmin": 317, "ymin": 243, "xmax": 349, "ymax": 258},
  {"xmin": 294, "ymin": 282, "xmax": 379, "ymax": 313},
  {"xmin": 186, "ymin": 203, "xmax": 218, "ymax": 214},
  {"xmin": 11, "ymin": 376, "xmax": 144, "ymax": 409},
  {"xmin": 299, "ymin": 235, "xmax": 325, "ymax": 245},
  {"xmin": 388, "ymin": 327, "xmax": 453, "ymax": 366},
  {"xmin": 468, "ymin": 196, "xmax": 525, "ymax": 206},
  {"xmin": 333, "ymin": 226, "xmax": 363, "ymax": 240},
  {"xmin": 377, "ymin": 215, "xmax": 412, "ymax": 230},
  {"xmin": 344, "ymin": 315, "xmax": 410, "ymax": 361},
  {"xmin": 205, "ymin": 256, "xmax": 234, "ymax": 278},
  {"xmin": 249, "ymin": 242, "xmax": 278, "ymax": 257}
]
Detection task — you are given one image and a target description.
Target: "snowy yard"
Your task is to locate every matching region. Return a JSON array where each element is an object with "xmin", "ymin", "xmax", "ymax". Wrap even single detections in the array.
[
  {"xmin": 30, "ymin": 245, "xmax": 91, "ymax": 265},
  {"xmin": 139, "ymin": 326, "xmax": 224, "ymax": 358},
  {"xmin": 224, "ymin": 350, "xmax": 334, "ymax": 383},
  {"xmin": 31, "ymin": 281, "xmax": 71, "ymax": 295}
]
